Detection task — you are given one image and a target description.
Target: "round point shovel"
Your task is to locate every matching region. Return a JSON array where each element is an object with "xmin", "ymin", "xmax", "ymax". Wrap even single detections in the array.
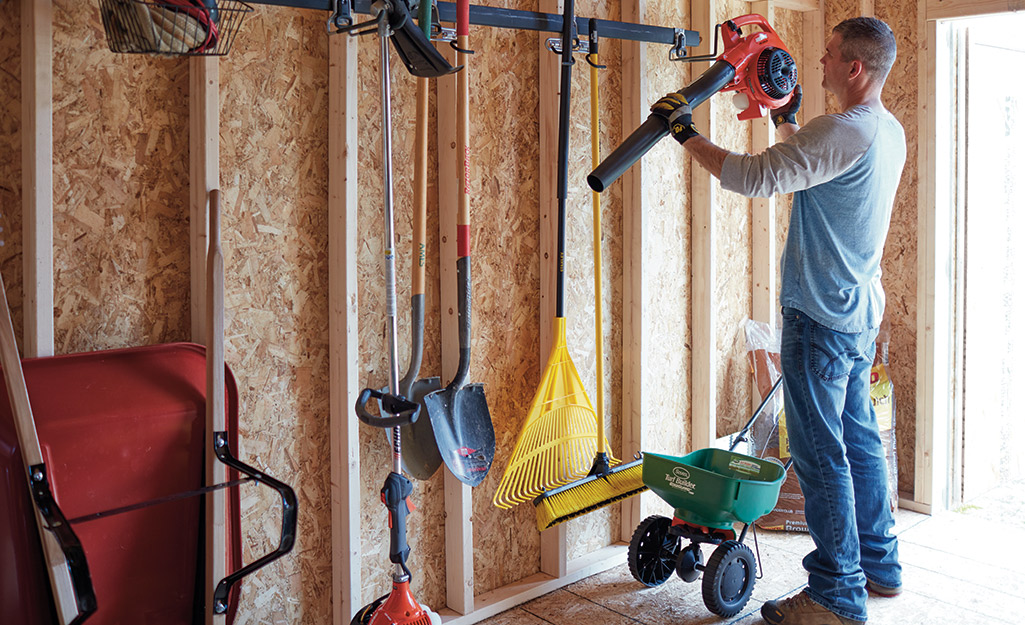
[{"xmin": 421, "ymin": 0, "xmax": 495, "ymax": 487}]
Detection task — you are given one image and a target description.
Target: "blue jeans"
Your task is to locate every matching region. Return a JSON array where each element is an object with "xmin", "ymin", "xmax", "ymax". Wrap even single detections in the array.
[{"xmin": 779, "ymin": 307, "xmax": 901, "ymax": 622}]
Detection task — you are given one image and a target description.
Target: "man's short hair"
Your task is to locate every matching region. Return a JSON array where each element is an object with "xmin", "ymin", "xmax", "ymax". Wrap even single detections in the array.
[{"xmin": 833, "ymin": 17, "xmax": 897, "ymax": 81}]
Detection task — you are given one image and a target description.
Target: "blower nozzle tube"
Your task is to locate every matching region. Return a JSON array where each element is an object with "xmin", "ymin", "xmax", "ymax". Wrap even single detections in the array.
[{"xmin": 587, "ymin": 59, "xmax": 738, "ymax": 192}]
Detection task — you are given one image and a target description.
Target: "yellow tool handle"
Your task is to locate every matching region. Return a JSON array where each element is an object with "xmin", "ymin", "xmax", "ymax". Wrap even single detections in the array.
[{"xmin": 589, "ymin": 52, "xmax": 605, "ymax": 455}]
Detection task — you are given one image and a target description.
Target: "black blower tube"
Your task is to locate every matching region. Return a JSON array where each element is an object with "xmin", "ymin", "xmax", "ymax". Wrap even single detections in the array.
[{"xmin": 587, "ymin": 59, "xmax": 738, "ymax": 192}]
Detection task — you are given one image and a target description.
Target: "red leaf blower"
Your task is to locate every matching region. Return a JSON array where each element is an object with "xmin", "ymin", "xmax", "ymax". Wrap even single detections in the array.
[{"xmin": 587, "ymin": 14, "xmax": 797, "ymax": 192}]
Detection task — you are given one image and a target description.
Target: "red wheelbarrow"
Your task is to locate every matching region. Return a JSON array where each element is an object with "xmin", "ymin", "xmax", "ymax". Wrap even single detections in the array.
[{"xmin": 0, "ymin": 342, "xmax": 296, "ymax": 624}]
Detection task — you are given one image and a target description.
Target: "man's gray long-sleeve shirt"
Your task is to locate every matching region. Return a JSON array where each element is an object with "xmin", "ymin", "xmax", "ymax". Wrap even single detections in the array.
[{"xmin": 720, "ymin": 105, "xmax": 906, "ymax": 332}]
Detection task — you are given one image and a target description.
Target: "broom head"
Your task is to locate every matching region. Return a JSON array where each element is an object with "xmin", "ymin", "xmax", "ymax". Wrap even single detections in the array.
[
  {"xmin": 493, "ymin": 318, "xmax": 614, "ymax": 509},
  {"xmin": 533, "ymin": 457, "xmax": 646, "ymax": 531}
]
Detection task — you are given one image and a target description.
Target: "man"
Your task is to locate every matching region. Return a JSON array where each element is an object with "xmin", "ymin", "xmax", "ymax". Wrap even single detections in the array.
[{"xmin": 651, "ymin": 17, "xmax": 905, "ymax": 625}]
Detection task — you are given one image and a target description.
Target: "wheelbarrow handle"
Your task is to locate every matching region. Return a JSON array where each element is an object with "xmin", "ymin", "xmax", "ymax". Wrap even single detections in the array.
[
  {"xmin": 210, "ymin": 432, "xmax": 297, "ymax": 615},
  {"xmin": 355, "ymin": 388, "xmax": 420, "ymax": 428}
]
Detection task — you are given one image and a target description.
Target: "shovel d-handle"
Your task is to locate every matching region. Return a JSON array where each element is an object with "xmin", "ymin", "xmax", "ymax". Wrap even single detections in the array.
[
  {"xmin": 29, "ymin": 463, "xmax": 98, "ymax": 623},
  {"xmin": 356, "ymin": 388, "xmax": 421, "ymax": 427},
  {"xmin": 381, "ymin": 471, "xmax": 413, "ymax": 571},
  {"xmin": 586, "ymin": 58, "xmax": 737, "ymax": 192},
  {"xmin": 211, "ymin": 432, "xmax": 297, "ymax": 615}
]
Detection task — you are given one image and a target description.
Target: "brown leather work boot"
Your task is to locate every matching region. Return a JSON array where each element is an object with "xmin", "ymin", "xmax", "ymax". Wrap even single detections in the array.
[{"xmin": 761, "ymin": 590, "xmax": 863, "ymax": 625}]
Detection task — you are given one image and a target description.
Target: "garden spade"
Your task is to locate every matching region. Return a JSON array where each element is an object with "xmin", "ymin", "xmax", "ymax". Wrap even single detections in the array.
[{"xmin": 395, "ymin": 0, "xmax": 443, "ymax": 481}]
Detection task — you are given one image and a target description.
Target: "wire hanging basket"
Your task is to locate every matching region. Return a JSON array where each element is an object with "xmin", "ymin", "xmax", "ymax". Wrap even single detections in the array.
[{"xmin": 99, "ymin": 0, "xmax": 252, "ymax": 56}]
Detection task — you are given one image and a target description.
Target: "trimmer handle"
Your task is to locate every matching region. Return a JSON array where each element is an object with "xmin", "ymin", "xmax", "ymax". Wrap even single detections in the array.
[
  {"xmin": 381, "ymin": 472, "xmax": 413, "ymax": 567},
  {"xmin": 355, "ymin": 388, "xmax": 420, "ymax": 427}
]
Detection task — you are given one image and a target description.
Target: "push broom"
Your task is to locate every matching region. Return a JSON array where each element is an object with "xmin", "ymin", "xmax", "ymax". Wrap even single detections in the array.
[
  {"xmin": 492, "ymin": 1, "xmax": 615, "ymax": 510},
  {"xmin": 533, "ymin": 21, "xmax": 646, "ymax": 531}
]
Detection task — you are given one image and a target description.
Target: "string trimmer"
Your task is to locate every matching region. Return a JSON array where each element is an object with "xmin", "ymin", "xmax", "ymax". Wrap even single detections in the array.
[{"xmin": 351, "ymin": 2, "xmax": 443, "ymax": 624}]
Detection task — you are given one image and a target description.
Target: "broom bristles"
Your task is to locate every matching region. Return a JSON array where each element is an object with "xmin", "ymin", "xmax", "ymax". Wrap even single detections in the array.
[{"xmin": 533, "ymin": 459, "xmax": 647, "ymax": 531}]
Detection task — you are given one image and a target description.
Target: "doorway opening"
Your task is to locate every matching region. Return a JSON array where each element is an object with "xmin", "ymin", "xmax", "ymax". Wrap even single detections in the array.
[{"xmin": 942, "ymin": 13, "xmax": 1025, "ymax": 507}]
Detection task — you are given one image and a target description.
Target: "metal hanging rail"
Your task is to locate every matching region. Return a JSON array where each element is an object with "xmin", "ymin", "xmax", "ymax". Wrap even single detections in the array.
[{"xmin": 250, "ymin": 0, "xmax": 700, "ymax": 53}]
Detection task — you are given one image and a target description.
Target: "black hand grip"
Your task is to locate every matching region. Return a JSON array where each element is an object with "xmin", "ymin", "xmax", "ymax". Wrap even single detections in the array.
[
  {"xmin": 381, "ymin": 472, "xmax": 413, "ymax": 567},
  {"xmin": 587, "ymin": 59, "xmax": 738, "ymax": 192},
  {"xmin": 211, "ymin": 432, "xmax": 297, "ymax": 615},
  {"xmin": 355, "ymin": 388, "xmax": 420, "ymax": 427}
]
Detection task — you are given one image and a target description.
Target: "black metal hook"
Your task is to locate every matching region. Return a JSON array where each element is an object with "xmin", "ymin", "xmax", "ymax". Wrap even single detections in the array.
[
  {"xmin": 331, "ymin": 4, "xmax": 386, "ymax": 36},
  {"xmin": 450, "ymin": 41, "xmax": 475, "ymax": 54}
]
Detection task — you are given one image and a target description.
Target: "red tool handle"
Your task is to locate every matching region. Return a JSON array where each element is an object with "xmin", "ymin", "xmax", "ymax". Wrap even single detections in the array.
[{"xmin": 456, "ymin": 0, "xmax": 470, "ymax": 259}]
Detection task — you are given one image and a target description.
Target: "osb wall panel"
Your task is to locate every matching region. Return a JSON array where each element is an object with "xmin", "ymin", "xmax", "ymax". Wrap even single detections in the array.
[
  {"xmin": 562, "ymin": 0, "xmax": 625, "ymax": 563},
  {"xmin": 461, "ymin": 7, "xmax": 547, "ymax": 593},
  {"xmin": 354, "ymin": 32, "xmax": 448, "ymax": 609},
  {"xmin": 52, "ymin": 0, "xmax": 191, "ymax": 354},
  {"xmin": 219, "ymin": 8, "xmax": 332, "ymax": 624},
  {"xmin": 714, "ymin": 0, "xmax": 755, "ymax": 437},
  {"xmin": 875, "ymin": 0, "xmax": 918, "ymax": 496},
  {"xmin": 0, "ymin": 0, "xmax": 23, "ymax": 351},
  {"xmin": 636, "ymin": 0, "xmax": 690, "ymax": 523}
]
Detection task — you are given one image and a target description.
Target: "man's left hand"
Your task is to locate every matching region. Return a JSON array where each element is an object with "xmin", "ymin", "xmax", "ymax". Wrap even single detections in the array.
[{"xmin": 651, "ymin": 92, "xmax": 701, "ymax": 144}]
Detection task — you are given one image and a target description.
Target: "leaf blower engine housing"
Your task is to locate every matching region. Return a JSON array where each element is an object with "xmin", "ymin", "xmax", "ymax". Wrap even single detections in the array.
[{"xmin": 718, "ymin": 14, "xmax": 798, "ymax": 120}]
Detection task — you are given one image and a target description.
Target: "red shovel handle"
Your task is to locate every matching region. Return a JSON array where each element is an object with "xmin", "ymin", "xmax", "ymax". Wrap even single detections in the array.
[{"xmin": 456, "ymin": 0, "xmax": 470, "ymax": 259}]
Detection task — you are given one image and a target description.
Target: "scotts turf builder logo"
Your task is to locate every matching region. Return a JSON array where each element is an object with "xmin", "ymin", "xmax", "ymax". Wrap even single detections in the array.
[{"xmin": 665, "ymin": 466, "xmax": 695, "ymax": 494}]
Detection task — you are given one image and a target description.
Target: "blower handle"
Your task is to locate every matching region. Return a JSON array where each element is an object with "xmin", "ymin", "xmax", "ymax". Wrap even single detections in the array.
[{"xmin": 587, "ymin": 58, "xmax": 737, "ymax": 192}]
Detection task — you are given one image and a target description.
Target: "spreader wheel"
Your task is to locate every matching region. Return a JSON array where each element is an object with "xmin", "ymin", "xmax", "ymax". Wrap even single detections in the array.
[
  {"xmin": 628, "ymin": 515, "xmax": 681, "ymax": 587},
  {"xmin": 675, "ymin": 542, "xmax": 704, "ymax": 583},
  {"xmin": 701, "ymin": 540, "xmax": 756, "ymax": 617}
]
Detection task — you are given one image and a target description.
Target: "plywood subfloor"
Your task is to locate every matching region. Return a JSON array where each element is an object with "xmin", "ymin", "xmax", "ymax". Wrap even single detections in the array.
[{"xmin": 474, "ymin": 482, "xmax": 1025, "ymax": 625}]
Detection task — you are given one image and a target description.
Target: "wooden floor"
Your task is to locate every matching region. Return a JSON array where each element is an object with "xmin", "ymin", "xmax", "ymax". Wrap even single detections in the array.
[{"xmin": 476, "ymin": 480, "xmax": 1025, "ymax": 625}]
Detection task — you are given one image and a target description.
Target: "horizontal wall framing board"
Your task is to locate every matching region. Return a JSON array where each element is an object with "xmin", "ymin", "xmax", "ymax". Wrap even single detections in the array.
[
  {"xmin": 437, "ymin": 546, "xmax": 628, "ymax": 625},
  {"xmin": 773, "ymin": 0, "xmax": 820, "ymax": 10},
  {"xmin": 925, "ymin": 0, "xmax": 1019, "ymax": 19}
]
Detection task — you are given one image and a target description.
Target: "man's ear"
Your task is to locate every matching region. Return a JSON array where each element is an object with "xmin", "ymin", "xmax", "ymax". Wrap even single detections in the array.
[{"xmin": 849, "ymin": 59, "xmax": 865, "ymax": 79}]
